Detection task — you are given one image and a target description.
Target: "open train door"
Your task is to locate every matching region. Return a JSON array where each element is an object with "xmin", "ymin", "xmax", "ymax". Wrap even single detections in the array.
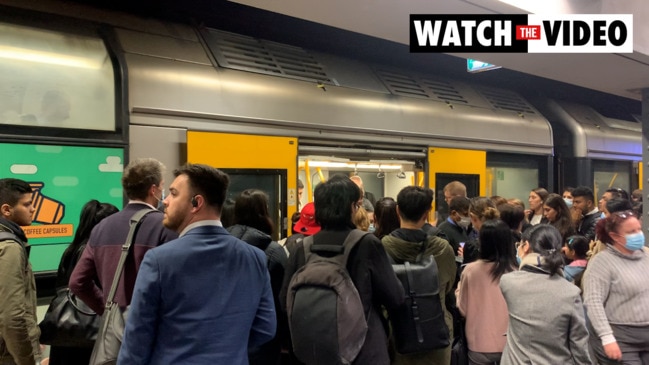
[
  {"xmin": 428, "ymin": 147, "xmax": 486, "ymax": 224},
  {"xmin": 187, "ymin": 131, "xmax": 298, "ymax": 240}
]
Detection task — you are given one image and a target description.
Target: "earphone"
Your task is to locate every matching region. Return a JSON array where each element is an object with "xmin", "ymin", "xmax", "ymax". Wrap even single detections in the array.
[{"xmin": 191, "ymin": 196, "xmax": 198, "ymax": 207}]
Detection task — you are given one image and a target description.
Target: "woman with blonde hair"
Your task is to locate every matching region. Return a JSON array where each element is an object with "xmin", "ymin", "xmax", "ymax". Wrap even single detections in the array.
[{"xmin": 461, "ymin": 197, "xmax": 500, "ymax": 265}]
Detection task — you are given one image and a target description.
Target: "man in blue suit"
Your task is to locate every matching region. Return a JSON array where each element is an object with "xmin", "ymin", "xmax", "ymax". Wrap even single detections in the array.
[{"xmin": 118, "ymin": 164, "xmax": 276, "ymax": 364}]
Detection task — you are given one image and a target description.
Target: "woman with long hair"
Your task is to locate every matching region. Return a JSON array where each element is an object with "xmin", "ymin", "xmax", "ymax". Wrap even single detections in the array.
[
  {"xmin": 584, "ymin": 210, "xmax": 649, "ymax": 364},
  {"xmin": 499, "ymin": 225, "xmax": 591, "ymax": 364},
  {"xmin": 47, "ymin": 199, "xmax": 118, "ymax": 365},
  {"xmin": 227, "ymin": 189, "xmax": 288, "ymax": 365},
  {"xmin": 456, "ymin": 219, "xmax": 517, "ymax": 365},
  {"xmin": 543, "ymin": 193, "xmax": 575, "ymax": 242},
  {"xmin": 373, "ymin": 197, "xmax": 400, "ymax": 240},
  {"xmin": 527, "ymin": 187, "xmax": 549, "ymax": 225}
]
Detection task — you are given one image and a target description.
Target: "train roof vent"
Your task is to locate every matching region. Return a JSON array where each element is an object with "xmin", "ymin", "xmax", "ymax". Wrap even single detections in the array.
[
  {"xmin": 476, "ymin": 86, "xmax": 537, "ymax": 115},
  {"xmin": 376, "ymin": 69, "xmax": 469, "ymax": 103},
  {"xmin": 420, "ymin": 77, "xmax": 468, "ymax": 104},
  {"xmin": 375, "ymin": 69, "xmax": 429, "ymax": 99},
  {"xmin": 205, "ymin": 29, "xmax": 333, "ymax": 84}
]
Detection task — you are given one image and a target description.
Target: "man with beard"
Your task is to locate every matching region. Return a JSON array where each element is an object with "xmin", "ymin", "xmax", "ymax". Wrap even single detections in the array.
[{"xmin": 118, "ymin": 164, "xmax": 275, "ymax": 364}]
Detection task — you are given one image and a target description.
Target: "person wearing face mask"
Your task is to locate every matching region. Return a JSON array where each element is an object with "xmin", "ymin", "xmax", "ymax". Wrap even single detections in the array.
[
  {"xmin": 437, "ymin": 196, "xmax": 472, "ymax": 348},
  {"xmin": 500, "ymin": 225, "xmax": 591, "ymax": 365},
  {"xmin": 437, "ymin": 196, "xmax": 472, "ymax": 255},
  {"xmin": 562, "ymin": 187, "xmax": 575, "ymax": 208},
  {"xmin": 583, "ymin": 210, "xmax": 649, "ymax": 364}
]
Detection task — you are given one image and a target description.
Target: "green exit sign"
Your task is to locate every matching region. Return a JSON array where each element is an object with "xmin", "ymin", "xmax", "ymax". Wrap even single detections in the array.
[{"xmin": 467, "ymin": 59, "xmax": 501, "ymax": 73}]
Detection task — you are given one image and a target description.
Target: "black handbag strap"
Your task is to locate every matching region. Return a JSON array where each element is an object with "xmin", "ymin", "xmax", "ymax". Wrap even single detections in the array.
[{"xmin": 104, "ymin": 208, "xmax": 156, "ymax": 308}]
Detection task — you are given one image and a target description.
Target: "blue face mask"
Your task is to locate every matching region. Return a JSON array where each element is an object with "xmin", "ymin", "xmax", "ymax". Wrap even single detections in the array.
[
  {"xmin": 368, "ymin": 223, "xmax": 375, "ymax": 233},
  {"xmin": 516, "ymin": 254, "xmax": 522, "ymax": 265},
  {"xmin": 625, "ymin": 232, "xmax": 645, "ymax": 251},
  {"xmin": 563, "ymin": 198, "xmax": 573, "ymax": 208}
]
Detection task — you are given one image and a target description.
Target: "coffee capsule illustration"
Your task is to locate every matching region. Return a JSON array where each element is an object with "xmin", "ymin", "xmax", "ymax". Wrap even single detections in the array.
[{"xmin": 29, "ymin": 182, "xmax": 65, "ymax": 224}]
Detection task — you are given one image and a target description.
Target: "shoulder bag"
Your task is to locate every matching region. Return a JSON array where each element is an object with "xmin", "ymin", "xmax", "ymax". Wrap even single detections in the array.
[
  {"xmin": 89, "ymin": 208, "xmax": 156, "ymax": 365},
  {"xmin": 39, "ymin": 244, "xmax": 99, "ymax": 347}
]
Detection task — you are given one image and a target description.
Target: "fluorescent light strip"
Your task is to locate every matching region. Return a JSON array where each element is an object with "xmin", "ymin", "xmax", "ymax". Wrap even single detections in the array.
[
  {"xmin": 304, "ymin": 161, "xmax": 403, "ymax": 170},
  {"xmin": 0, "ymin": 45, "xmax": 101, "ymax": 69}
]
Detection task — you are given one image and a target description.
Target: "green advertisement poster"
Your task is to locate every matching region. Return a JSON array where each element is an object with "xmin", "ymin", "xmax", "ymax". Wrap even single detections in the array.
[{"xmin": 0, "ymin": 143, "xmax": 124, "ymax": 272}]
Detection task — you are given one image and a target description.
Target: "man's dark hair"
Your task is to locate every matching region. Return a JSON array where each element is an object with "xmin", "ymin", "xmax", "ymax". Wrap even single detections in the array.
[
  {"xmin": 606, "ymin": 198, "xmax": 633, "ymax": 214},
  {"xmin": 605, "ymin": 188, "xmax": 630, "ymax": 201},
  {"xmin": 174, "ymin": 164, "xmax": 230, "ymax": 211},
  {"xmin": 396, "ymin": 186, "xmax": 434, "ymax": 222},
  {"xmin": 571, "ymin": 186, "xmax": 594, "ymax": 203},
  {"xmin": 297, "ymin": 179, "xmax": 304, "ymax": 189},
  {"xmin": 449, "ymin": 196, "xmax": 470, "ymax": 214},
  {"xmin": 0, "ymin": 178, "xmax": 32, "ymax": 206},
  {"xmin": 122, "ymin": 158, "xmax": 164, "ymax": 200},
  {"xmin": 314, "ymin": 174, "xmax": 360, "ymax": 230}
]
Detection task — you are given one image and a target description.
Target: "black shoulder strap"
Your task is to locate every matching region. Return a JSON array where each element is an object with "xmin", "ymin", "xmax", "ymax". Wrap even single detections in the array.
[
  {"xmin": 305, "ymin": 229, "xmax": 369, "ymax": 266},
  {"xmin": 105, "ymin": 208, "xmax": 156, "ymax": 307}
]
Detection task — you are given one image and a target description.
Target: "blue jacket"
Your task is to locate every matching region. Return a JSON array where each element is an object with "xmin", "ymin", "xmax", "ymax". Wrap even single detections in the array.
[{"xmin": 118, "ymin": 224, "xmax": 276, "ymax": 365}]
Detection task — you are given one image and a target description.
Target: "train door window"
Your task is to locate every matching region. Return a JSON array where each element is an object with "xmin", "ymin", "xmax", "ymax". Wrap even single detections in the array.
[
  {"xmin": 0, "ymin": 22, "xmax": 115, "ymax": 130},
  {"xmin": 487, "ymin": 153, "xmax": 550, "ymax": 206},
  {"xmin": 592, "ymin": 160, "xmax": 632, "ymax": 202},
  {"xmin": 435, "ymin": 173, "xmax": 479, "ymax": 223},
  {"xmin": 223, "ymin": 169, "xmax": 287, "ymax": 241},
  {"xmin": 298, "ymin": 157, "xmax": 419, "ymax": 207}
]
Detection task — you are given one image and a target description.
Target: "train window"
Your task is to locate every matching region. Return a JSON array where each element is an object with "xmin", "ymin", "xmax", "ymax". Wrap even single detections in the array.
[
  {"xmin": 487, "ymin": 153, "xmax": 551, "ymax": 206},
  {"xmin": 0, "ymin": 22, "xmax": 115, "ymax": 131},
  {"xmin": 592, "ymin": 160, "xmax": 632, "ymax": 201},
  {"xmin": 298, "ymin": 158, "xmax": 419, "ymax": 208},
  {"xmin": 223, "ymin": 169, "xmax": 287, "ymax": 241}
]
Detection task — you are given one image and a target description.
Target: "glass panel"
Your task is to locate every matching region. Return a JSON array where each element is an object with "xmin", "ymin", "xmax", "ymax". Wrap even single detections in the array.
[
  {"xmin": 0, "ymin": 22, "xmax": 115, "ymax": 130},
  {"xmin": 488, "ymin": 166, "xmax": 539, "ymax": 207},
  {"xmin": 593, "ymin": 160, "xmax": 631, "ymax": 202},
  {"xmin": 298, "ymin": 157, "xmax": 420, "ymax": 206},
  {"xmin": 226, "ymin": 171, "xmax": 285, "ymax": 241}
]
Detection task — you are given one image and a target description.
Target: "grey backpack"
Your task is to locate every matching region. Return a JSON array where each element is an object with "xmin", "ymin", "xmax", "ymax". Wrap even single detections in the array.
[{"xmin": 286, "ymin": 229, "xmax": 369, "ymax": 365}]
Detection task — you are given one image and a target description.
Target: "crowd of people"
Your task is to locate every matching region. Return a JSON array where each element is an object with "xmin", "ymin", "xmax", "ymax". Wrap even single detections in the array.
[{"xmin": 0, "ymin": 161, "xmax": 647, "ymax": 365}]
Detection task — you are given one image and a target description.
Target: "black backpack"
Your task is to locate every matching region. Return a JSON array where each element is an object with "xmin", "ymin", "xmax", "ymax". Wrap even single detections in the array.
[
  {"xmin": 286, "ymin": 229, "xmax": 369, "ymax": 365},
  {"xmin": 390, "ymin": 244, "xmax": 450, "ymax": 354}
]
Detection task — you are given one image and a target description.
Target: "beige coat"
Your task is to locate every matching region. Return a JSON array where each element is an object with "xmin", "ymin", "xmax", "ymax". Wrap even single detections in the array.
[{"xmin": 0, "ymin": 228, "xmax": 40, "ymax": 365}]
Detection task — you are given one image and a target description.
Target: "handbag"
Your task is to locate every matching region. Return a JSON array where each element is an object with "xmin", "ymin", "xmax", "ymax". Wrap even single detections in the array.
[
  {"xmin": 39, "ymin": 244, "xmax": 99, "ymax": 347},
  {"xmin": 89, "ymin": 208, "xmax": 156, "ymax": 365},
  {"xmin": 39, "ymin": 287, "xmax": 99, "ymax": 347},
  {"xmin": 450, "ymin": 317, "xmax": 469, "ymax": 365}
]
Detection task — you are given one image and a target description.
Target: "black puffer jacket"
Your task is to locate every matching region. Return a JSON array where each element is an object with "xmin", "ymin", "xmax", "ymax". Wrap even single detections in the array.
[{"xmin": 227, "ymin": 224, "xmax": 288, "ymax": 365}]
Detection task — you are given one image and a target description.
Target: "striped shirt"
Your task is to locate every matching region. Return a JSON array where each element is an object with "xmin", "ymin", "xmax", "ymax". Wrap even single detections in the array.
[{"xmin": 583, "ymin": 246, "xmax": 649, "ymax": 345}]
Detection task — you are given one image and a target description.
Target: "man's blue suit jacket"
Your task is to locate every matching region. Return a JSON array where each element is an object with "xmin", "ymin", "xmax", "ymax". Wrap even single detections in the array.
[{"xmin": 118, "ymin": 225, "xmax": 276, "ymax": 365}]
